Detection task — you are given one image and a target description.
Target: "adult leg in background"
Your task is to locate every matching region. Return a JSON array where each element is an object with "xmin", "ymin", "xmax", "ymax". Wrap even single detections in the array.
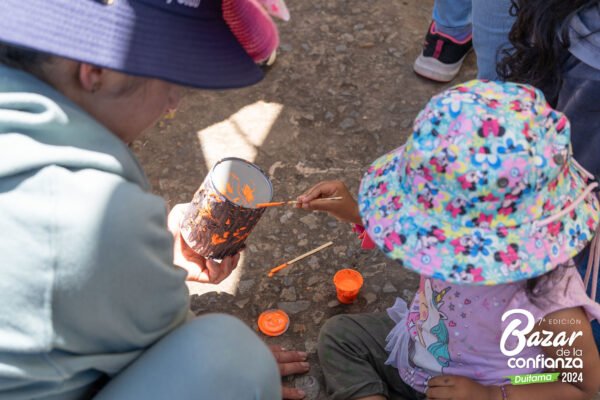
[{"xmin": 471, "ymin": 0, "xmax": 515, "ymax": 80}]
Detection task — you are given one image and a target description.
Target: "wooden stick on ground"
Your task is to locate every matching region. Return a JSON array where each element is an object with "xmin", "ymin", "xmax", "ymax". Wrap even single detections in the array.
[{"xmin": 268, "ymin": 241, "xmax": 334, "ymax": 277}]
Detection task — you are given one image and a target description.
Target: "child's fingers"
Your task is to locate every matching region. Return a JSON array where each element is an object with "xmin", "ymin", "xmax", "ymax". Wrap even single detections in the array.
[
  {"xmin": 425, "ymin": 385, "xmax": 452, "ymax": 399},
  {"xmin": 282, "ymin": 386, "xmax": 306, "ymax": 399},
  {"xmin": 297, "ymin": 181, "xmax": 339, "ymax": 203},
  {"xmin": 305, "ymin": 199, "xmax": 341, "ymax": 212},
  {"xmin": 428, "ymin": 376, "xmax": 455, "ymax": 387}
]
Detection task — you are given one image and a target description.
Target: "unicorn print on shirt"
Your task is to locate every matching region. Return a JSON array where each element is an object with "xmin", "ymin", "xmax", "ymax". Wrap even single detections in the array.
[{"xmin": 407, "ymin": 279, "xmax": 451, "ymax": 374}]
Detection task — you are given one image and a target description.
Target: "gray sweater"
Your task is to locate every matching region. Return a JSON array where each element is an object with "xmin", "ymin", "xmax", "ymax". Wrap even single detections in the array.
[{"xmin": 0, "ymin": 65, "xmax": 189, "ymax": 399}]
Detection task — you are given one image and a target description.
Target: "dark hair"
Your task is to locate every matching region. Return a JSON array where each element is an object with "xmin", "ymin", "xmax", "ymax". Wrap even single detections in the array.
[
  {"xmin": 497, "ymin": 0, "xmax": 599, "ymax": 105},
  {"xmin": 525, "ymin": 245, "xmax": 589, "ymax": 304},
  {"xmin": 0, "ymin": 42, "xmax": 51, "ymax": 78}
]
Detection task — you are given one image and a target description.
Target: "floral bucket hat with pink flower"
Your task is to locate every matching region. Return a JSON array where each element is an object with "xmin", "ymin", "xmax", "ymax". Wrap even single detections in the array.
[{"xmin": 358, "ymin": 80, "xmax": 600, "ymax": 286}]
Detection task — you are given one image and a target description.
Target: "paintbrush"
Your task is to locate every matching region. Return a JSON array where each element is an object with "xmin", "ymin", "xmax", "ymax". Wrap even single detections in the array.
[
  {"xmin": 268, "ymin": 241, "xmax": 334, "ymax": 277},
  {"xmin": 256, "ymin": 196, "xmax": 343, "ymax": 208}
]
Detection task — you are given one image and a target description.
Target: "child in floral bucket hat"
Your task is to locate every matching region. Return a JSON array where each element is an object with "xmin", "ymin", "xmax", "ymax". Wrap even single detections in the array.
[{"xmin": 299, "ymin": 80, "xmax": 600, "ymax": 400}]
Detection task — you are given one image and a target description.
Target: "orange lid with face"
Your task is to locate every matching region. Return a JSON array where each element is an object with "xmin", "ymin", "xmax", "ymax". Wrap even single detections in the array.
[{"xmin": 258, "ymin": 309, "xmax": 290, "ymax": 336}]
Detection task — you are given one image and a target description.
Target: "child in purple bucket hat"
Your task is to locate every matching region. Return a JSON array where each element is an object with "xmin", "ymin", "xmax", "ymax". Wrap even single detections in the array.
[{"xmin": 299, "ymin": 80, "xmax": 600, "ymax": 400}]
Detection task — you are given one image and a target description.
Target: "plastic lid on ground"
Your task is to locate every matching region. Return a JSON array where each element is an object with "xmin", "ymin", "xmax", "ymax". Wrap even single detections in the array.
[{"xmin": 258, "ymin": 309, "xmax": 290, "ymax": 336}]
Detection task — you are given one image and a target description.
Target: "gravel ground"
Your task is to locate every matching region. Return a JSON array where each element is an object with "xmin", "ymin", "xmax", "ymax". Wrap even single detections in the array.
[{"xmin": 132, "ymin": 1, "xmax": 599, "ymax": 399}]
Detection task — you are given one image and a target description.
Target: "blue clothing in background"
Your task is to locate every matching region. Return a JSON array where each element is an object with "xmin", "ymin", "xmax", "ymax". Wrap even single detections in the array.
[
  {"xmin": 562, "ymin": 4, "xmax": 600, "ymax": 347},
  {"xmin": 432, "ymin": 0, "xmax": 515, "ymax": 80}
]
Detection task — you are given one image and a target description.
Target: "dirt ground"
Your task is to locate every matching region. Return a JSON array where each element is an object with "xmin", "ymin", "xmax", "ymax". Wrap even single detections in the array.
[{"xmin": 129, "ymin": 0, "xmax": 545, "ymax": 398}]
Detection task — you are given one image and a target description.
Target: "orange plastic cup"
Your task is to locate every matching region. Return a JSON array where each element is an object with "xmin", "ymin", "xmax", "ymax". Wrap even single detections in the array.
[{"xmin": 333, "ymin": 269, "xmax": 364, "ymax": 304}]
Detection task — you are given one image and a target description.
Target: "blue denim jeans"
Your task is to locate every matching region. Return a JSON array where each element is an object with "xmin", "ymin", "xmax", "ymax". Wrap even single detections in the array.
[
  {"xmin": 432, "ymin": 0, "xmax": 515, "ymax": 80},
  {"xmin": 93, "ymin": 314, "xmax": 281, "ymax": 400}
]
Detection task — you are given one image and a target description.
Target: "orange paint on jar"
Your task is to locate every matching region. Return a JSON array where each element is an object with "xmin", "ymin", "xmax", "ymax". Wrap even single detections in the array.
[
  {"xmin": 211, "ymin": 233, "xmax": 229, "ymax": 245},
  {"xmin": 242, "ymin": 184, "xmax": 255, "ymax": 204}
]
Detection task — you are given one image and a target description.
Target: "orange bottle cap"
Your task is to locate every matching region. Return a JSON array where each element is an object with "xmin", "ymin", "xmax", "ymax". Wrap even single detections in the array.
[{"xmin": 258, "ymin": 309, "xmax": 290, "ymax": 337}]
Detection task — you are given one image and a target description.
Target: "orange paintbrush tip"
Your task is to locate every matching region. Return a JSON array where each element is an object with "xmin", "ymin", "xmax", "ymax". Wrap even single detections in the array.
[
  {"xmin": 268, "ymin": 263, "xmax": 288, "ymax": 277},
  {"xmin": 256, "ymin": 201, "xmax": 288, "ymax": 208}
]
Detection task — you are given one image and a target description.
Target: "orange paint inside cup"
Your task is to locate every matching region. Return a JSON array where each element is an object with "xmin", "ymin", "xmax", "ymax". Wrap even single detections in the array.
[{"xmin": 333, "ymin": 269, "xmax": 364, "ymax": 304}]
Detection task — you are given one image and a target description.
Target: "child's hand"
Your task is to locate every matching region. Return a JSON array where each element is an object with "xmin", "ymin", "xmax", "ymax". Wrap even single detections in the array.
[
  {"xmin": 296, "ymin": 180, "xmax": 362, "ymax": 225},
  {"xmin": 426, "ymin": 375, "xmax": 496, "ymax": 400}
]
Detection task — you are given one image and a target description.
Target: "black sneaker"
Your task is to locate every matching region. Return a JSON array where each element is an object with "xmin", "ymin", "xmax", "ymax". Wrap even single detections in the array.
[{"xmin": 413, "ymin": 21, "xmax": 473, "ymax": 82}]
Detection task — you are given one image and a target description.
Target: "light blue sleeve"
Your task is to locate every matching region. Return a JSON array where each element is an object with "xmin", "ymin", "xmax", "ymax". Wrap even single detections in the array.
[{"xmin": 48, "ymin": 166, "xmax": 190, "ymax": 376}]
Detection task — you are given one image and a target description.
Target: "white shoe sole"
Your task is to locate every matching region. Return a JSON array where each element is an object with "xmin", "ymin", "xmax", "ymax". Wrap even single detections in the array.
[{"xmin": 413, "ymin": 52, "xmax": 469, "ymax": 83}]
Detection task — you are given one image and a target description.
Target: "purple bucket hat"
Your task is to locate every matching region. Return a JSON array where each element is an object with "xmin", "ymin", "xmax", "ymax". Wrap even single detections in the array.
[
  {"xmin": 0, "ymin": 0, "xmax": 274, "ymax": 89},
  {"xmin": 358, "ymin": 80, "xmax": 600, "ymax": 285}
]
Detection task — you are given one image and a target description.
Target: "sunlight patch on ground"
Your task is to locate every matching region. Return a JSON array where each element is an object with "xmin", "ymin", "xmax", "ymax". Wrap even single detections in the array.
[{"xmin": 197, "ymin": 101, "xmax": 283, "ymax": 168}]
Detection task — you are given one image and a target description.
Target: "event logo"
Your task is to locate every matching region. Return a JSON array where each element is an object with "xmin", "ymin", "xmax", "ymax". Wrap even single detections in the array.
[{"xmin": 500, "ymin": 309, "xmax": 584, "ymax": 385}]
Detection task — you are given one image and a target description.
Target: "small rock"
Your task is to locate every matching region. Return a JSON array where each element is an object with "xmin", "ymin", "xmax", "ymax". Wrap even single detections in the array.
[
  {"xmin": 341, "ymin": 33, "xmax": 354, "ymax": 42},
  {"xmin": 248, "ymin": 244, "xmax": 258, "ymax": 253},
  {"xmin": 364, "ymin": 292, "xmax": 377, "ymax": 305},
  {"xmin": 298, "ymin": 239, "xmax": 308, "ymax": 247},
  {"xmin": 370, "ymin": 284, "xmax": 382, "ymax": 293},
  {"xmin": 304, "ymin": 340, "xmax": 318, "ymax": 354},
  {"xmin": 295, "ymin": 375, "xmax": 320, "ymax": 400},
  {"xmin": 278, "ymin": 301, "xmax": 311, "ymax": 314},
  {"xmin": 339, "ymin": 118, "xmax": 355, "ymax": 130},
  {"xmin": 259, "ymin": 281, "xmax": 280, "ymax": 293},
  {"xmin": 353, "ymin": 23, "xmax": 365, "ymax": 31},
  {"xmin": 312, "ymin": 292, "xmax": 327, "ymax": 302},
  {"xmin": 383, "ymin": 282, "xmax": 397, "ymax": 293},
  {"xmin": 281, "ymin": 287, "xmax": 298, "ymax": 302},
  {"xmin": 312, "ymin": 310, "xmax": 325, "ymax": 325},
  {"xmin": 307, "ymin": 275, "xmax": 322, "ymax": 287},
  {"xmin": 283, "ymin": 275, "xmax": 294, "ymax": 287},
  {"xmin": 335, "ymin": 44, "xmax": 347, "ymax": 53},
  {"xmin": 402, "ymin": 289, "xmax": 414, "ymax": 300},
  {"xmin": 235, "ymin": 298, "xmax": 250, "ymax": 309},
  {"xmin": 280, "ymin": 43, "xmax": 292, "ymax": 52},
  {"xmin": 325, "ymin": 111, "xmax": 335, "ymax": 121},
  {"xmin": 238, "ymin": 279, "xmax": 255, "ymax": 295},
  {"xmin": 280, "ymin": 210, "xmax": 294, "ymax": 224},
  {"xmin": 333, "ymin": 246, "xmax": 347, "ymax": 255},
  {"xmin": 327, "ymin": 300, "xmax": 340, "ymax": 308},
  {"xmin": 293, "ymin": 323, "xmax": 307, "ymax": 334},
  {"xmin": 327, "ymin": 221, "xmax": 338, "ymax": 228},
  {"xmin": 300, "ymin": 214, "xmax": 320, "ymax": 230}
]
